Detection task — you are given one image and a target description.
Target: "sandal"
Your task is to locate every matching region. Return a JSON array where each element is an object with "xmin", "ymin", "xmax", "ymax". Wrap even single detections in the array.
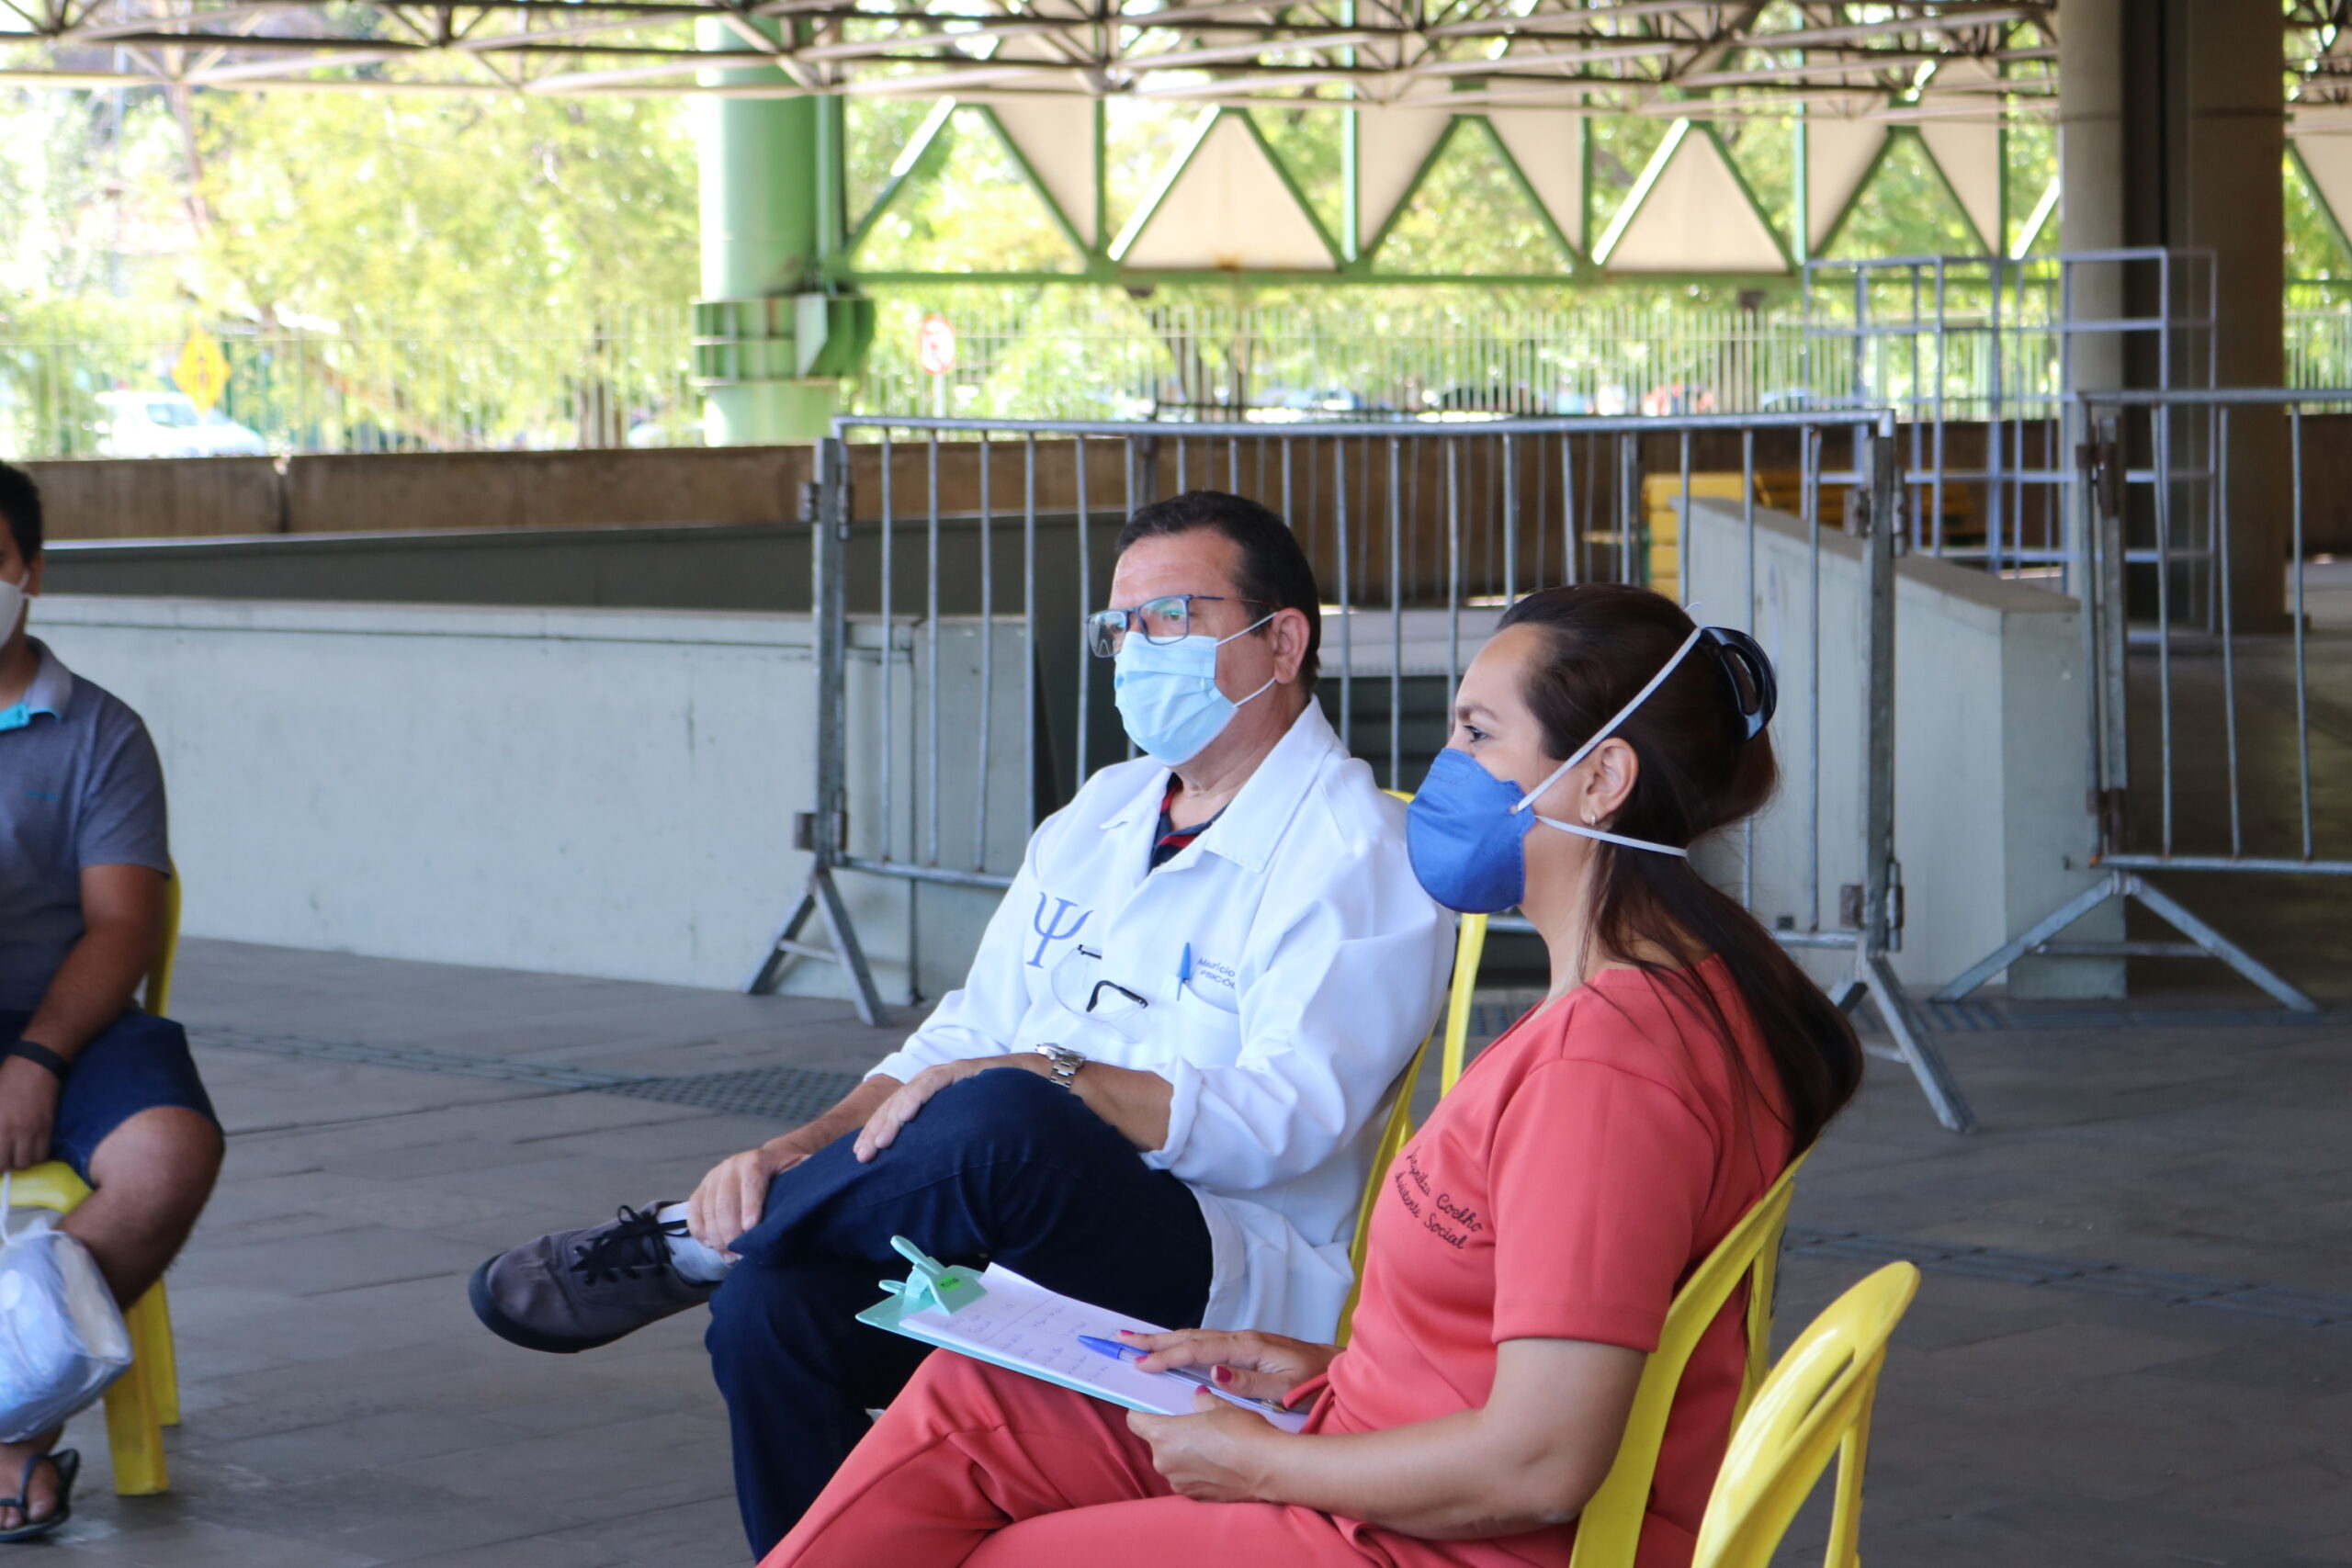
[{"xmin": 0, "ymin": 1449, "xmax": 77, "ymax": 1542}]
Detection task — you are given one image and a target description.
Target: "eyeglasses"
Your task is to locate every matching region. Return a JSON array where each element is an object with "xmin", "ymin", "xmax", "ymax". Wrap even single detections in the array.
[
  {"xmin": 1085, "ymin": 594, "xmax": 1272, "ymax": 660},
  {"xmin": 1047, "ymin": 944, "xmax": 1149, "ymax": 1039}
]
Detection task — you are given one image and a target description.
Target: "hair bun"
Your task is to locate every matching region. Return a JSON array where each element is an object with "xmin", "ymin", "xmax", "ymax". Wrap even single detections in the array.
[{"xmin": 1700, "ymin": 627, "xmax": 1776, "ymax": 742}]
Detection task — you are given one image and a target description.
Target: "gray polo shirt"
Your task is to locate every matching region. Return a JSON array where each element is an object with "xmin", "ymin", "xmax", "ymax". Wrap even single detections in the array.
[{"xmin": 0, "ymin": 639, "xmax": 171, "ymax": 1013}]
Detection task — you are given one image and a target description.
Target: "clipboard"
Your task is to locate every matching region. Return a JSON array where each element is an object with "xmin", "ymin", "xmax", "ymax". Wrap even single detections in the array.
[{"xmin": 857, "ymin": 1235, "xmax": 1311, "ymax": 1432}]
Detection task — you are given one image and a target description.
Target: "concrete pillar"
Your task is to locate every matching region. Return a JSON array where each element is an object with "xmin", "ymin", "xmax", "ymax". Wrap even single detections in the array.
[
  {"xmin": 2063, "ymin": 0, "xmax": 2288, "ymax": 626},
  {"xmin": 694, "ymin": 18, "xmax": 844, "ymax": 446},
  {"xmin": 2177, "ymin": 0, "xmax": 2289, "ymax": 633},
  {"xmin": 2057, "ymin": 0, "xmax": 2124, "ymax": 394}
]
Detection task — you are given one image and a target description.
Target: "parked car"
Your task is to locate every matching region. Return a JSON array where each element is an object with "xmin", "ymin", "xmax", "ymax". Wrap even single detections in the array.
[{"xmin": 92, "ymin": 391, "xmax": 269, "ymax": 458}]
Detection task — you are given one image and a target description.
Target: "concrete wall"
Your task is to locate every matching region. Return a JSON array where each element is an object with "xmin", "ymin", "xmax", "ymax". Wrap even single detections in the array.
[
  {"xmin": 31, "ymin": 594, "xmax": 1020, "ymax": 1002},
  {"xmin": 23, "ymin": 457, "xmax": 285, "ymax": 540},
  {"xmin": 1682, "ymin": 498, "xmax": 2120, "ymax": 997},
  {"xmin": 40, "ymin": 515, "xmax": 1133, "ymax": 810},
  {"xmin": 42, "ymin": 420, "xmax": 2347, "ymax": 561}
]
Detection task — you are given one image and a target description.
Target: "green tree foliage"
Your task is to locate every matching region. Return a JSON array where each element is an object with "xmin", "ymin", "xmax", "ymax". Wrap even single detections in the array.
[
  {"xmin": 1372, "ymin": 119, "xmax": 1569, "ymax": 276},
  {"xmin": 851, "ymin": 107, "xmax": 1081, "ymax": 273},
  {"xmin": 2285, "ymin": 150, "xmax": 2351, "ymax": 288},
  {"xmin": 1587, "ymin": 115, "xmax": 1670, "ymax": 244},
  {"xmin": 1716, "ymin": 116, "xmax": 1794, "ymax": 241},
  {"xmin": 194, "ymin": 92, "xmax": 697, "ymax": 329},
  {"xmin": 1104, "ymin": 98, "xmax": 1210, "ymax": 241},
  {"xmin": 0, "ymin": 88, "xmax": 190, "ymax": 310},
  {"xmin": 1253, "ymin": 104, "xmax": 1345, "ymax": 242},
  {"xmin": 1821, "ymin": 131, "xmax": 1983, "ymax": 260}
]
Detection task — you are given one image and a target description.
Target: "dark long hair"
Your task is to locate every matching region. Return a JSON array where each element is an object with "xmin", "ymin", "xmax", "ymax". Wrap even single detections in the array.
[{"xmin": 1499, "ymin": 583, "xmax": 1861, "ymax": 1151}]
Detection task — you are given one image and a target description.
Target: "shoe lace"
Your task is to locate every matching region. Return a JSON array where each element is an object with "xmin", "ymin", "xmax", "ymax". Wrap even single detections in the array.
[{"xmin": 570, "ymin": 1204, "xmax": 687, "ymax": 1286}]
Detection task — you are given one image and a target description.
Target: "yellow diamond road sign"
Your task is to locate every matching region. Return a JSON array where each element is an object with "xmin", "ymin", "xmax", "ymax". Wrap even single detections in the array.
[{"xmin": 172, "ymin": 329, "xmax": 232, "ymax": 414}]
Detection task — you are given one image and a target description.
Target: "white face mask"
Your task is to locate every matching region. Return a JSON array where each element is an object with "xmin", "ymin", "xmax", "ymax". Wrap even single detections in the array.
[{"xmin": 0, "ymin": 570, "xmax": 27, "ymax": 643}]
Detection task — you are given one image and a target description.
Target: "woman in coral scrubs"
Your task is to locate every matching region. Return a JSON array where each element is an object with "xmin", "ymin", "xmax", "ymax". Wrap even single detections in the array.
[{"xmin": 763, "ymin": 583, "xmax": 1864, "ymax": 1568}]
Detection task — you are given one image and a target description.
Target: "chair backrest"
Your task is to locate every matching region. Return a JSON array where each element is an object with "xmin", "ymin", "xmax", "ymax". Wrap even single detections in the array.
[
  {"xmin": 1566, "ymin": 1151, "xmax": 1808, "ymax": 1568},
  {"xmin": 1691, "ymin": 1262, "xmax": 1920, "ymax": 1568},
  {"xmin": 1438, "ymin": 912, "xmax": 1487, "ymax": 1096},
  {"xmin": 1341, "ymin": 795, "xmax": 1482, "ymax": 1342},
  {"xmin": 143, "ymin": 864, "xmax": 181, "ymax": 1018}
]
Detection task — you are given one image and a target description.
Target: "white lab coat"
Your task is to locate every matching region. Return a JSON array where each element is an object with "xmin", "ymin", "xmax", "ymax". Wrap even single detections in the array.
[{"xmin": 869, "ymin": 702, "xmax": 1452, "ymax": 1341}]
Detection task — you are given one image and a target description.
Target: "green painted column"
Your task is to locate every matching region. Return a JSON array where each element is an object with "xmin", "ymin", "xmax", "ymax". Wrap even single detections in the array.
[{"xmin": 693, "ymin": 18, "xmax": 861, "ymax": 445}]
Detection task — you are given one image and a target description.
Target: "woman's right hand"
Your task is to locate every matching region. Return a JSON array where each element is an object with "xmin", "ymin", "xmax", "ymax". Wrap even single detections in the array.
[{"xmin": 1120, "ymin": 1328, "xmax": 1339, "ymax": 1405}]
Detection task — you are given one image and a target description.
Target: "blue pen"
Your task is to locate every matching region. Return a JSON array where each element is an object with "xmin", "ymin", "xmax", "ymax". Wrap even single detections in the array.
[
  {"xmin": 1178, "ymin": 942, "xmax": 1193, "ymax": 983},
  {"xmin": 1076, "ymin": 1335, "xmax": 1291, "ymax": 1416}
]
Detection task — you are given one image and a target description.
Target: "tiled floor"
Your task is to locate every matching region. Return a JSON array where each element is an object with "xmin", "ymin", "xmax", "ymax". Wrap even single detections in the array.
[{"xmin": 12, "ymin": 937, "xmax": 2352, "ymax": 1565}]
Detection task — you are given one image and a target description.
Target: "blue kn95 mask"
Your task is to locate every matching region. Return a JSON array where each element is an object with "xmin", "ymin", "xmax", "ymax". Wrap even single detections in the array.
[{"xmin": 1406, "ymin": 626, "xmax": 1705, "ymax": 913}]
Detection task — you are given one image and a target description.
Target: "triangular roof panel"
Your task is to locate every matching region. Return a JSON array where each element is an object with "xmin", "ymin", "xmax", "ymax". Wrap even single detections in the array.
[
  {"xmin": 1113, "ymin": 111, "xmax": 1339, "ymax": 271},
  {"xmin": 2293, "ymin": 135, "xmax": 2352, "ymax": 249},
  {"xmin": 988, "ymin": 99, "xmax": 1100, "ymax": 249},
  {"xmin": 1596, "ymin": 120, "xmax": 1786, "ymax": 273},
  {"xmin": 1917, "ymin": 60, "xmax": 2003, "ymax": 251}
]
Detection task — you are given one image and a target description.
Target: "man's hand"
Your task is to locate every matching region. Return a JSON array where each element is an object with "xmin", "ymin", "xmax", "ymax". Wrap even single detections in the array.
[
  {"xmin": 851, "ymin": 1055, "xmax": 1046, "ymax": 1163},
  {"xmin": 1128, "ymin": 1392, "xmax": 1290, "ymax": 1502},
  {"xmin": 1119, "ymin": 1327, "xmax": 1339, "ymax": 1405},
  {"xmin": 684, "ymin": 1128, "xmax": 828, "ymax": 1256},
  {"xmin": 0, "ymin": 1056, "xmax": 61, "ymax": 1172}
]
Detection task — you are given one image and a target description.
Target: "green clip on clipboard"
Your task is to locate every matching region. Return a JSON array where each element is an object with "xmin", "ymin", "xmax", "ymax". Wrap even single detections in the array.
[{"xmin": 857, "ymin": 1235, "xmax": 1311, "ymax": 1431}]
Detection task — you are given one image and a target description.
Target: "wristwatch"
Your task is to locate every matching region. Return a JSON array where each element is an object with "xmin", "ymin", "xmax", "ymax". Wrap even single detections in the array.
[{"xmin": 1039, "ymin": 1044, "xmax": 1087, "ymax": 1090}]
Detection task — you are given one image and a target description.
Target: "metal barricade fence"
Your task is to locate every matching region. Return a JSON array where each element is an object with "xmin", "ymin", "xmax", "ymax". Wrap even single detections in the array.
[
  {"xmin": 753, "ymin": 412, "xmax": 1975, "ymax": 1133},
  {"xmin": 1937, "ymin": 387, "xmax": 2352, "ymax": 1014}
]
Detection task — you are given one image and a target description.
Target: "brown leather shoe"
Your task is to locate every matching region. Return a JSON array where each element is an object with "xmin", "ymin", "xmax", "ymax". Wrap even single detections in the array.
[{"xmin": 468, "ymin": 1202, "xmax": 718, "ymax": 1354}]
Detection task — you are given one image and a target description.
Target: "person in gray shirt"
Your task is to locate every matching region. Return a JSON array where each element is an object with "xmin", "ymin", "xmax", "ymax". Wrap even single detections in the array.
[{"xmin": 0, "ymin": 461, "xmax": 221, "ymax": 1541}]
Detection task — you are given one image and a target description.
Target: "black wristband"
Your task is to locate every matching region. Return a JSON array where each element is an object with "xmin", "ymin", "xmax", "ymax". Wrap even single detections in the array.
[{"xmin": 3, "ymin": 1039, "xmax": 69, "ymax": 1079}]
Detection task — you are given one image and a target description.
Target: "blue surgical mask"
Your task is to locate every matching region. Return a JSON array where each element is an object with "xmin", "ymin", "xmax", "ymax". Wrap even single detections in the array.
[
  {"xmin": 1113, "ymin": 615, "xmax": 1276, "ymax": 766},
  {"xmin": 1406, "ymin": 627, "xmax": 1703, "ymax": 913}
]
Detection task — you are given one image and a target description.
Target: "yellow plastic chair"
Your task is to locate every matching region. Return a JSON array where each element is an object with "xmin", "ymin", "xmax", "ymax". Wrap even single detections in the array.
[
  {"xmin": 1340, "ymin": 796, "xmax": 1488, "ymax": 1342},
  {"xmin": 8, "ymin": 869, "xmax": 183, "ymax": 1495},
  {"xmin": 1335, "ymin": 908, "xmax": 1487, "ymax": 1341},
  {"xmin": 1438, "ymin": 911, "xmax": 1488, "ymax": 1094},
  {"xmin": 1691, "ymin": 1262, "xmax": 1921, "ymax": 1568},
  {"xmin": 1565, "ymin": 1151, "xmax": 1806, "ymax": 1568}
]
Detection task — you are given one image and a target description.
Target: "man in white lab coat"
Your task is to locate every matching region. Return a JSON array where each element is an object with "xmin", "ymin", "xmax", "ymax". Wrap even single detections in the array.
[{"xmin": 468, "ymin": 491, "xmax": 1452, "ymax": 1555}]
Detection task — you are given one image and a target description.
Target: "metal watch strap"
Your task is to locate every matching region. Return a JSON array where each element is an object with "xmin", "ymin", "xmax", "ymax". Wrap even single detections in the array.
[
  {"xmin": 3, "ymin": 1039, "xmax": 69, "ymax": 1079},
  {"xmin": 1040, "ymin": 1044, "xmax": 1086, "ymax": 1090}
]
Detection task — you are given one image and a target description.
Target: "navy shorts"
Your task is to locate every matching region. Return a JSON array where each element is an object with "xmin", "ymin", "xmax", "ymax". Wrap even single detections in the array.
[{"xmin": 2, "ymin": 1010, "xmax": 220, "ymax": 1182}]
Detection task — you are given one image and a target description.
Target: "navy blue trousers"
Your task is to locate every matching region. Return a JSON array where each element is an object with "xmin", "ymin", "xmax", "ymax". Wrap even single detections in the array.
[{"xmin": 706, "ymin": 1067, "xmax": 1214, "ymax": 1558}]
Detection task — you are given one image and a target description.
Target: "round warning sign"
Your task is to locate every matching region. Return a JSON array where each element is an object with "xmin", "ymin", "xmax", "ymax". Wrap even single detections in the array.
[{"xmin": 917, "ymin": 313, "xmax": 957, "ymax": 378}]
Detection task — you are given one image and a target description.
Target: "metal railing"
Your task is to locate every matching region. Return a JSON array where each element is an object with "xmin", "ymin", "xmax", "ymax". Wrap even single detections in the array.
[
  {"xmin": 751, "ymin": 410, "xmax": 1977, "ymax": 1133},
  {"xmin": 9, "ymin": 290, "xmax": 2345, "ymax": 461},
  {"xmin": 1805, "ymin": 250, "xmax": 2221, "ymax": 580},
  {"xmin": 0, "ymin": 308, "xmax": 701, "ymax": 459},
  {"xmin": 1938, "ymin": 387, "xmax": 2352, "ymax": 1013},
  {"xmin": 856, "ymin": 294, "xmax": 1856, "ymax": 423}
]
